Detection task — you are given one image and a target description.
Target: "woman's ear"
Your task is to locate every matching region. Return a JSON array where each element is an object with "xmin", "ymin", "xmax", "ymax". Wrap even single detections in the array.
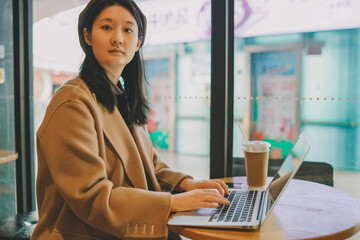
[
  {"xmin": 83, "ymin": 28, "xmax": 92, "ymax": 46},
  {"xmin": 136, "ymin": 38, "xmax": 142, "ymax": 51}
]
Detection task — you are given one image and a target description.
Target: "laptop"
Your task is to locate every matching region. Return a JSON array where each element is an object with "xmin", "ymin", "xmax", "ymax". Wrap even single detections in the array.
[{"xmin": 168, "ymin": 132, "xmax": 311, "ymax": 230}]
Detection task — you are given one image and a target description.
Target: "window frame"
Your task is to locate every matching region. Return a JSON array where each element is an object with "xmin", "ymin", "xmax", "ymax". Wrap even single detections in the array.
[
  {"xmin": 13, "ymin": 0, "xmax": 36, "ymax": 213},
  {"xmin": 210, "ymin": 0, "xmax": 234, "ymax": 178}
]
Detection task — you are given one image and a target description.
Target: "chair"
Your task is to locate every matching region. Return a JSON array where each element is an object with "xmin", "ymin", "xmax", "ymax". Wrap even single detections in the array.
[
  {"xmin": 0, "ymin": 211, "xmax": 38, "ymax": 240},
  {"xmin": 233, "ymin": 157, "xmax": 334, "ymax": 187}
]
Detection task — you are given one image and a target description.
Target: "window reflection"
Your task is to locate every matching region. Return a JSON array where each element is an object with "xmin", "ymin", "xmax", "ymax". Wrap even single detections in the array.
[{"xmin": 263, "ymin": 133, "xmax": 309, "ymax": 221}]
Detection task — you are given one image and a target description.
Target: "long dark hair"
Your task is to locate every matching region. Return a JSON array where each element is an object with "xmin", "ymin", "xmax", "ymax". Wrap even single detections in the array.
[{"xmin": 78, "ymin": 0, "xmax": 149, "ymax": 126}]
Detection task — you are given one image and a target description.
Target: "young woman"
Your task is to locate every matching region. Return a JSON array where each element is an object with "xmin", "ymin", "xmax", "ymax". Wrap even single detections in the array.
[{"xmin": 32, "ymin": 0, "xmax": 229, "ymax": 239}]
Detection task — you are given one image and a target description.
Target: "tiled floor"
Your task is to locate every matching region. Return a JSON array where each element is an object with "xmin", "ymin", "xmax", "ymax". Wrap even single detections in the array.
[{"xmin": 159, "ymin": 149, "xmax": 360, "ymax": 240}]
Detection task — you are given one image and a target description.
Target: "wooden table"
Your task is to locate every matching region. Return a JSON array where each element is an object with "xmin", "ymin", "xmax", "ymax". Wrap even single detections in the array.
[{"xmin": 169, "ymin": 177, "xmax": 360, "ymax": 240}]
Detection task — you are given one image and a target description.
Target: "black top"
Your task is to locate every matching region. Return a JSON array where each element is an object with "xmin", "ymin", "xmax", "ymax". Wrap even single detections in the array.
[{"xmin": 115, "ymin": 81, "xmax": 130, "ymax": 127}]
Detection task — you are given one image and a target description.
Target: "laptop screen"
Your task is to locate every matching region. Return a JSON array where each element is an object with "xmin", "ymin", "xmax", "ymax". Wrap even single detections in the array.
[{"xmin": 261, "ymin": 133, "xmax": 311, "ymax": 223}]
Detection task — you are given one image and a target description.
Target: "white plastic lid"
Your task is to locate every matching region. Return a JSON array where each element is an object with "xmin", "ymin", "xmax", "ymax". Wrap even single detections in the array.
[{"xmin": 243, "ymin": 141, "xmax": 271, "ymax": 152}]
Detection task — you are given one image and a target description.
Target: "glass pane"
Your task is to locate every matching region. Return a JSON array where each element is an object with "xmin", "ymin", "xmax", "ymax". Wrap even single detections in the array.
[
  {"xmin": 301, "ymin": 30, "xmax": 360, "ymax": 170},
  {"xmin": 140, "ymin": 0, "xmax": 211, "ymax": 179},
  {"xmin": 0, "ymin": 0, "xmax": 17, "ymax": 219},
  {"xmin": 33, "ymin": 0, "xmax": 211, "ymax": 184},
  {"xmin": 233, "ymin": 0, "xmax": 360, "ymax": 174}
]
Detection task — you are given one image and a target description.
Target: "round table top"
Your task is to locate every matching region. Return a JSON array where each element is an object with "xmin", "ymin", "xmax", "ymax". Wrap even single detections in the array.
[
  {"xmin": 0, "ymin": 150, "xmax": 18, "ymax": 165},
  {"xmin": 169, "ymin": 177, "xmax": 360, "ymax": 240}
]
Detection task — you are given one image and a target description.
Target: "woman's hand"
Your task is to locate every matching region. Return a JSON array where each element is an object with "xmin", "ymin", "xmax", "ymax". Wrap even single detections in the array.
[
  {"xmin": 171, "ymin": 189, "xmax": 230, "ymax": 212},
  {"xmin": 179, "ymin": 179, "xmax": 230, "ymax": 196}
]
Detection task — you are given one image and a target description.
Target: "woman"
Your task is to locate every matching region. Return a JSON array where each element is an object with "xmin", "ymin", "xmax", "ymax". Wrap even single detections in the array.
[{"xmin": 32, "ymin": 0, "xmax": 229, "ymax": 239}]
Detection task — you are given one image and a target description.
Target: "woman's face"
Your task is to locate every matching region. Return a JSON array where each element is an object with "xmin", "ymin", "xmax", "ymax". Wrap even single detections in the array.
[{"xmin": 84, "ymin": 5, "xmax": 141, "ymax": 75}]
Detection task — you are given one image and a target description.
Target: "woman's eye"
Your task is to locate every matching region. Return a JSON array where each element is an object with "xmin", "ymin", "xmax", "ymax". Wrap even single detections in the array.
[
  {"xmin": 101, "ymin": 25, "xmax": 111, "ymax": 30},
  {"xmin": 125, "ymin": 28, "xmax": 133, "ymax": 33}
]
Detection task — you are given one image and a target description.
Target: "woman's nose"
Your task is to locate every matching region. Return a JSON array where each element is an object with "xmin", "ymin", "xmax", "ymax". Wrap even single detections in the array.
[{"xmin": 112, "ymin": 31, "xmax": 123, "ymax": 45}]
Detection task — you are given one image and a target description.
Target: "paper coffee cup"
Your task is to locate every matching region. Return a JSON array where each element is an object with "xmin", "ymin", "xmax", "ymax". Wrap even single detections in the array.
[{"xmin": 243, "ymin": 141, "xmax": 271, "ymax": 189}]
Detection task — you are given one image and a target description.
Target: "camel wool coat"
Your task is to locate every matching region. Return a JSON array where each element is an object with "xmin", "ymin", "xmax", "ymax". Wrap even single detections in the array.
[{"xmin": 31, "ymin": 77, "xmax": 191, "ymax": 240}]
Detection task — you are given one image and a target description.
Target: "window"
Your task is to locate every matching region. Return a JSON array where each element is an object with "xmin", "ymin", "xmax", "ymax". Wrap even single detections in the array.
[
  {"xmin": 0, "ymin": 0, "xmax": 16, "ymax": 219},
  {"xmin": 233, "ymin": 1, "xmax": 360, "ymax": 173}
]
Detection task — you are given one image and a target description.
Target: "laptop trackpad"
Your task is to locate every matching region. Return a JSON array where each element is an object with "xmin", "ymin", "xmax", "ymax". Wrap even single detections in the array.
[
  {"xmin": 176, "ymin": 208, "xmax": 213, "ymax": 216},
  {"xmin": 195, "ymin": 208, "xmax": 213, "ymax": 216},
  {"xmin": 168, "ymin": 208, "xmax": 213, "ymax": 225}
]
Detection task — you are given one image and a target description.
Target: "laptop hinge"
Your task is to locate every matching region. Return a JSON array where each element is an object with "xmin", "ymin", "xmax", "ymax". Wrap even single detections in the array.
[{"xmin": 257, "ymin": 191, "xmax": 266, "ymax": 221}]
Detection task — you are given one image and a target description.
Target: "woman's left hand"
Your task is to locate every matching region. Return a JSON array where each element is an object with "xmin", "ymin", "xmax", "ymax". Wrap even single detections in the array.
[{"xmin": 179, "ymin": 179, "xmax": 230, "ymax": 196}]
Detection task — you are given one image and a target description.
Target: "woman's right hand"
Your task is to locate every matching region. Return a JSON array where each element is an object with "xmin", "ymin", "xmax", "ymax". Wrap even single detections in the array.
[{"xmin": 171, "ymin": 189, "xmax": 230, "ymax": 212}]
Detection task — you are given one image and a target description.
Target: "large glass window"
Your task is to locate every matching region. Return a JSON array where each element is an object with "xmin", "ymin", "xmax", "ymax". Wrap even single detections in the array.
[
  {"xmin": 0, "ymin": 0, "xmax": 17, "ymax": 219},
  {"xmin": 234, "ymin": 29, "xmax": 360, "ymax": 171},
  {"xmin": 233, "ymin": 0, "xmax": 360, "ymax": 174}
]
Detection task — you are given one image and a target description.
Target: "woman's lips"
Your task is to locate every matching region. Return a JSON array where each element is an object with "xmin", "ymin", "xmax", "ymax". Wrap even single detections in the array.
[{"xmin": 109, "ymin": 48, "xmax": 124, "ymax": 54}]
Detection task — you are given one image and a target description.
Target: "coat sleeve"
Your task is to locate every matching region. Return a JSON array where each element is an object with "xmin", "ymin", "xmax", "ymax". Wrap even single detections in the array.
[{"xmin": 38, "ymin": 100, "xmax": 172, "ymax": 239}]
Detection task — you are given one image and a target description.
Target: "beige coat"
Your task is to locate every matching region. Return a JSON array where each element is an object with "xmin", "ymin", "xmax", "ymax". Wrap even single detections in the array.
[{"xmin": 32, "ymin": 77, "xmax": 191, "ymax": 240}]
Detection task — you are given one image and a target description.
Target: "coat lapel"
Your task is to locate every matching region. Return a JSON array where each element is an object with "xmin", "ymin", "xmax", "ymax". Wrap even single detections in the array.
[
  {"xmin": 97, "ymin": 103, "xmax": 147, "ymax": 190},
  {"xmin": 131, "ymin": 125, "xmax": 162, "ymax": 192}
]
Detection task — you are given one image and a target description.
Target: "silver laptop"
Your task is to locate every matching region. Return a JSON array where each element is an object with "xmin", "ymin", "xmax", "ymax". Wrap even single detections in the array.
[{"xmin": 168, "ymin": 132, "xmax": 310, "ymax": 230}]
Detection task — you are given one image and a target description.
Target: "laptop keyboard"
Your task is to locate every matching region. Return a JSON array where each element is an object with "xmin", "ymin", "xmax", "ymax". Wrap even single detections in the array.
[{"xmin": 209, "ymin": 190, "xmax": 257, "ymax": 223}]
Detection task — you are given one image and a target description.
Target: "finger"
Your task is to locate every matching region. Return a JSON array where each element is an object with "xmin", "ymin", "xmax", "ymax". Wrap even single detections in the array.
[
  {"xmin": 200, "ymin": 189, "xmax": 229, "ymax": 201},
  {"xmin": 199, "ymin": 189, "xmax": 220, "ymax": 194},
  {"xmin": 215, "ymin": 180, "xmax": 230, "ymax": 195},
  {"xmin": 215, "ymin": 183, "xmax": 225, "ymax": 196},
  {"xmin": 200, "ymin": 181, "xmax": 225, "ymax": 196},
  {"xmin": 202, "ymin": 195, "xmax": 230, "ymax": 205},
  {"xmin": 200, "ymin": 202, "xmax": 219, "ymax": 208},
  {"xmin": 208, "ymin": 180, "xmax": 229, "ymax": 196},
  {"xmin": 198, "ymin": 189, "xmax": 225, "ymax": 199}
]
